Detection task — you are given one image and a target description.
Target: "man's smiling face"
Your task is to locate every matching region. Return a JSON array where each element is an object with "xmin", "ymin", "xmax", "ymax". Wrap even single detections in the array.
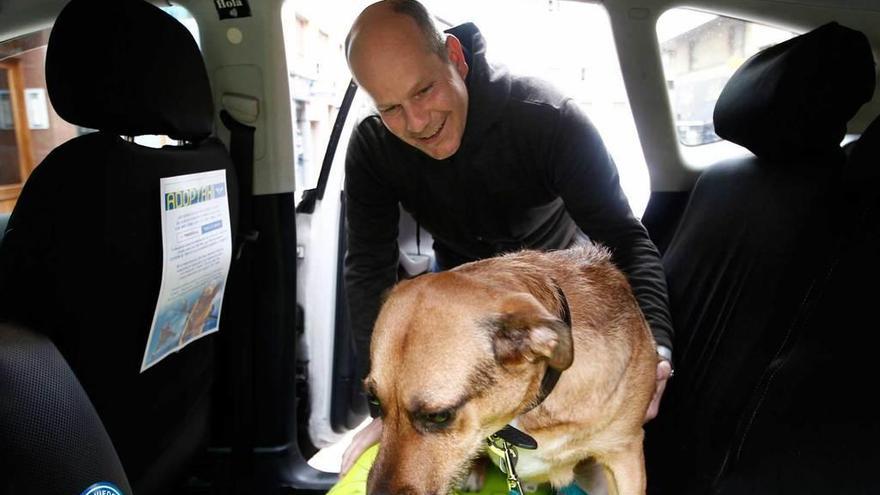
[{"xmin": 348, "ymin": 12, "xmax": 469, "ymax": 160}]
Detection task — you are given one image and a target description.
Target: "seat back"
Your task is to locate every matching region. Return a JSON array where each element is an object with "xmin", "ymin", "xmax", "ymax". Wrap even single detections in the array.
[
  {"xmin": 713, "ymin": 113, "xmax": 880, "ymax": 493},
  {"xmin": 0, "ymin": 323, "xmax": 132, "ymax": 494},
  {"xmin": 646, "ymin": 22, "xmax": 876, "ymax": 493},
  {"xmin": 0, "ymin": 0, "xmax": 239, "ymax": 493}
]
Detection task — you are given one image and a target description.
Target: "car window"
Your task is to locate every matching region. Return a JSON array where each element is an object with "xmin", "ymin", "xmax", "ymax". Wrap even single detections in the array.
[
  {"xmin": 433, "ymin": 0, "xmax": 652, "ymax": 215},
  {"xmin": 283, "ymin": 0, "xmax": 651, "ymax": 216},
  {"xmin": 657, "ymin": 9, "xmax": 796, "ymax": 147},
  {"xmin": 282, "ymin": 0, "xmax": 366, "ymax": 205}
]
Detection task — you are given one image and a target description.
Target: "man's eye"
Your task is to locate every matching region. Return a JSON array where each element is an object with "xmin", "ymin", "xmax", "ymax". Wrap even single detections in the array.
[
  {"xmin": 380, "ymin": 105, "xmax": 399, "ymax": 115},
  {"xmin": 416, "ymin": 84, "xmax": 433, "ymax": 97}
]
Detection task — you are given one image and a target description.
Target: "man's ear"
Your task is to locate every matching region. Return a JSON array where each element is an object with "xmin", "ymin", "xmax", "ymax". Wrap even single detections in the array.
[
  {"xmin": 490, "ymin": 295, "xmax": 573, "ymax": 371},
  {"xmin": 444, "ymin": 34, "xmax": 469, "ymax": 80}
]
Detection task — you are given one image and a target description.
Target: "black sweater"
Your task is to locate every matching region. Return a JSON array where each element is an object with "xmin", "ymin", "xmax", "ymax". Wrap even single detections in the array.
[{"xmin": 344, "ymin": 23, "xmax": 672, "ymax": 380}]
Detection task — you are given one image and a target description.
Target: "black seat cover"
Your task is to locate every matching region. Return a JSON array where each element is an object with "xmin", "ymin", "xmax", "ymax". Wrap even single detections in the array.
[
  {"xmin": 713, "ymin": 22, "xmax": 875, "ymax": 162},
  {"xmin": 713, "ymin": 113, "xmax": 880, "ymax": 493},
  {"xmin": 646, "ymin": 22, "xmax": 875, "ymax": 494},
  {"xmin": 0, "ymin": 0, "xmax": 239, "ymax": 493},
  {"xmin": 0, "ymin": 323, "xmax": 132, "ymax": 495}
]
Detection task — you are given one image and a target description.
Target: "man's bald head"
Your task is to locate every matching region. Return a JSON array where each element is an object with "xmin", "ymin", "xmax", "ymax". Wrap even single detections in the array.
[
  {"xmin": 346, "ymin": 0, "xmax": 447, "ymax": 69},
  {"xmin": 344, "ymin": 0, "xmax": 470, "ymax": 160}
]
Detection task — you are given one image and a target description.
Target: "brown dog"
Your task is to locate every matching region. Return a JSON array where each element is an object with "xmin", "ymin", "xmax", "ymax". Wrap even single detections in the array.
[{"xmin": 364, "ymin": 244, "xmax": 658, "ymax": 495}]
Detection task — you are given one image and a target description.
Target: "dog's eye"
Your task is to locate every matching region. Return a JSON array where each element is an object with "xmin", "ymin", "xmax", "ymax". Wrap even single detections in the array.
[
  {"xmin": 427, "ymin": 412, "xmax": 449, "ymax": 423},
  {"xmin": 424, "ymin": 411, "xmax": 452, "ymax": 425},
  {"xmin": 365, "ymin": 392, "xmax": 383, "ymax": 418}
]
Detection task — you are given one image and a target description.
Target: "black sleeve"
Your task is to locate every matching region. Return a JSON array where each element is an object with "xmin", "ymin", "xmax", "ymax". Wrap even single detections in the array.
[
  {"xmin": 343, "ymin": 120, "xmax": 401, "ymax": 381},
  {"xmin": 549, "ymin": 99, "xmax": 673, "ymax": 353}
]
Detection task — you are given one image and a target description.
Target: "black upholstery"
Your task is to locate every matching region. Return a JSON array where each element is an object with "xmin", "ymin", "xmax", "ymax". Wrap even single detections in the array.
[
  {"xmin": 0, "ymin": 0, "xmax": 239, "ymax": 493},
  {"xmin": 714, "ymin": 22, "xmax": 875, "ymax": 161},
  {"xmin": 646, "ymin": 22, "xmax": 876, "ymax": 494},
  {"xmin": 713, "ymin": 113, "xmax": 880, "ymax": 494},
  {"xmin": 46, "ymin": 0, "xmax": 213, "ymax": 141},
  {"xmin": 0, "ymin": 323, "xmax": 132, "ymax": 495}
]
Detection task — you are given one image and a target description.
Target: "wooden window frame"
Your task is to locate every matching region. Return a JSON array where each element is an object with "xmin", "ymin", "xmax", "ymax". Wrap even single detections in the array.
[{"xmin": 0, "ymin": 58, "xmax": 35, "ymax": 190}]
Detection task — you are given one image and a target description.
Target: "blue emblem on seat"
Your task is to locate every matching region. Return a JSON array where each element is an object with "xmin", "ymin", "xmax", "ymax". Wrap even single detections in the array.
[{"xmin": 80, "ymin": 482, "xmax": 124, "ymax": 495}]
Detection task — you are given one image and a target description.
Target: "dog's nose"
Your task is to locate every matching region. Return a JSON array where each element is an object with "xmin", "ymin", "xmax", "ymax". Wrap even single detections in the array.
[
  {"xmin": 392, "ymin": 487, "xmax": 418, "ymax": 495},
  {"xmin": 367, "ymin": 485, "xmax": 418, "ymax": 495}
]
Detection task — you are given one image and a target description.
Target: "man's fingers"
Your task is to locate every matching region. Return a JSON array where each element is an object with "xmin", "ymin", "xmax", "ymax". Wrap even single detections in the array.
[
  {"xmin": 340, "ymin": 439, "xmax": 365, "ymax": 475},
  {"xmin": 341, "ymin": 449, "xmax": 360, "ymax": 474},
  {"xmin": 644, "ymin": 360, "xmax": 673, "ymax": 423},
  {"xmin": 339, "ymin": 418, "xmax": 383, "ymax": 475},
  {"xmin": 340, "ymin": 451, "xmax": 354, "ymax": 475},
  {"xmin": 657, "ymin": 359, "xmax": 673, "ymax": 380}
]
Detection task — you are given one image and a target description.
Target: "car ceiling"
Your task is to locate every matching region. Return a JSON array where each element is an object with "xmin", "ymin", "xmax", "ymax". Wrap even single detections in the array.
[{"xmin": 2, "ymin": 0, "xmax": 880, "ymax": 41}]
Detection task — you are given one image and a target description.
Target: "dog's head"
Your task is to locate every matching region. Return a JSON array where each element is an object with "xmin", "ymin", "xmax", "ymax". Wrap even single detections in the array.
[{"xmin": 365, "ymin": 270, "xmax": 573, "ymax": 495}]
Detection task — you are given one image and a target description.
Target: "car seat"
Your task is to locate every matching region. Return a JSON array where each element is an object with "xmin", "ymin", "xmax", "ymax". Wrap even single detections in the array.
[
  {"xmin": 0, "ymin": 0, "xmax": 239, "ymax": 492},
  {"xmin": 645, "ymin": 21, "xmax": 875, "ymax": 494}
]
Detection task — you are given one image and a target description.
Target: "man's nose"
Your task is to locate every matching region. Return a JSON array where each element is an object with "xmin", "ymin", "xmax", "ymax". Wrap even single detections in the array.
[{"xmin": 403, "ymin": 102, "xmax": 430, "ymax": 135}]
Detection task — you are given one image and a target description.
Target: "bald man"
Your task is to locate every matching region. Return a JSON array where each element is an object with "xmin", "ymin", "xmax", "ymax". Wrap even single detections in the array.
[{"xmin": 341, "ymin": 0, "xmax": 673, "ymax": 475}]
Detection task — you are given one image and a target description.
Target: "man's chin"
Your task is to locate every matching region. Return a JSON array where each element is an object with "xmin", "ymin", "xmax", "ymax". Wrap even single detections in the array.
[{"xmin": 418, "ymin": 141, "xmax": 460, "ymax": 161}]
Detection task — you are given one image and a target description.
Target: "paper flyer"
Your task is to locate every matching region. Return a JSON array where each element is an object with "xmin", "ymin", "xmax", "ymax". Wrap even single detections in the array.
[{"xmin": 141, "ymin": 170, "xmax": 233, "ymax": 372}]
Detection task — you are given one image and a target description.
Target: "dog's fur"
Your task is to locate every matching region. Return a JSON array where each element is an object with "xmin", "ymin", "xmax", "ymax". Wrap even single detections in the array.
[{"xmin": 365, "ymin": 244, "xmax": 657, "ymax": 495}]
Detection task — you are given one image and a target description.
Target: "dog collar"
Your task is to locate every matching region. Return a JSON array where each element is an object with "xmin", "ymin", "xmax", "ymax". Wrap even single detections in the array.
[
  {"xmin": 492, "ymin": 280, "xmax": 572, "ymax": 450},
  {"xmin": 524, "ymin": 280, "xmax": 571, "ymax": 415}
]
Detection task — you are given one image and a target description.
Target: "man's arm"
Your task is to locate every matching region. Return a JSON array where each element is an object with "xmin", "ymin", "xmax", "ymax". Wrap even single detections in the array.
[
  {"xmin": 548, "ymin": 99, "xmax": 674, "ymax": 356},
  {"xmin": 344, "ymin": 121, "xmax": 401, "ymax": 382}
]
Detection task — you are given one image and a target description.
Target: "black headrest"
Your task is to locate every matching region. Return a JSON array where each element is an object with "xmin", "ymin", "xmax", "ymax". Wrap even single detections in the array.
[
  {"xmin": 714, "ymin": 22, "xmax": 876, "ymax": 161},
  {"xmin": 46, "ymin": 0, "xmax": 213, "ymax": 141}
]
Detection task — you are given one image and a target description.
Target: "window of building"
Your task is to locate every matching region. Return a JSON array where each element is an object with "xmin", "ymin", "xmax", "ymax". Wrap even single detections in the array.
[
  {"xmin": 0, "ymin": 28, "xmax": 76, "ymax": 213},
  {"xmin": 657, "ymin": 9, "xmax": 796, "ymax": 147}
]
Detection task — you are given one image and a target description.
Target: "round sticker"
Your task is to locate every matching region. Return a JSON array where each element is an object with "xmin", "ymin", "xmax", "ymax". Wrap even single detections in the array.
[{"xmin": 80, "ymin": 482, "xmax": 124, "ymax": 495}]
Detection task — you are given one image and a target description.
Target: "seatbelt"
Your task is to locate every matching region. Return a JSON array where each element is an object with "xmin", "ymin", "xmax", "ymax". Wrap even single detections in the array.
[
  {"xmin": 217, "ymin": 79, "xmax": 356, "ymax": 487},
  {"xmin": 221, "ymin": 110, "xmax": 259, "ymax": 261},
  {"xmin": 220, "ymin": 110, "xmax": 258, "ymax": 492},
  {"xmin": 296, "ymin": 80, "xmax": 358, "ymax": 214}
]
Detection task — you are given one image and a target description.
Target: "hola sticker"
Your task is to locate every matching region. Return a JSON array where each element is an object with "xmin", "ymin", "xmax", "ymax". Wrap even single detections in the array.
[
  {"xmin": 214, "ymin": 0, "xmax": 252, "ymax": 20},
  {"xmin": 80, "ymin": 482, "xmax": 124, "ymax": 495}
]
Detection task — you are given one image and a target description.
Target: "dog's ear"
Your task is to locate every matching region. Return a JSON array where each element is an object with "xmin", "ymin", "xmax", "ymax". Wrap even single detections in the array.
[{"xmin": 490, "ymin": 294, "xmax": 573, "ymax": 371}]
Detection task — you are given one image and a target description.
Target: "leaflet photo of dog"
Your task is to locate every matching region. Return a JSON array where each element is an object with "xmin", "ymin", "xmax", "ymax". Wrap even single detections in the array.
[{"xmin": 364, "ymin": 244, "xmax": 658, "ymax": 495}]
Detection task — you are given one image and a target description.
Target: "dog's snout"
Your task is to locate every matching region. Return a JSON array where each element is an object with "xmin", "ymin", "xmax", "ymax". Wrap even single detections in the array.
[
  {"xmin": 366, "ymin": 482, "xmax": 420, "ymax": 495},
  {"xmin": 367, "ymin": 463, "xmax": 443, "ymax": 495}
]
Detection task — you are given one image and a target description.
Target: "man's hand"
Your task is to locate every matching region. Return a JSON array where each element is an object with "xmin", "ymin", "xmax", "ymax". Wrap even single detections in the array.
[
  {"xmin": 340, "ymin": 417, "xmax": 384, "ymax": 475},
  {"xmin": 644, "ymin": 359, "xmax": 673, "ymax": 423}
]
